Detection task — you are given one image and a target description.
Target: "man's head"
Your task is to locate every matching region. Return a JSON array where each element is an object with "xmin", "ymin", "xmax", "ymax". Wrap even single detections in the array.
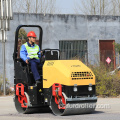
[{"xmin": 27, "ymin": 31, "xmax": 37, "ymax": 44}]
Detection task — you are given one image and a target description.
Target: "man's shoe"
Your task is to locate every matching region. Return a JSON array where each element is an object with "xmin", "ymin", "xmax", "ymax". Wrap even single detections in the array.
[{"xmin": 35, "ymin": 80, "xmax": 41, "ymax": 86}]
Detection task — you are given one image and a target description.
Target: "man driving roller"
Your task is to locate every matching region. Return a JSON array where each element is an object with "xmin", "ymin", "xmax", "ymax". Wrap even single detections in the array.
[{"xmin": 20, "ymin": 31, "xmax": 41, "ymax": 84}]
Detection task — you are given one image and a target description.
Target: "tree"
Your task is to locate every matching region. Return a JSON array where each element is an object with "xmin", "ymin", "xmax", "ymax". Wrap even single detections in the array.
[
  {"xmin": 113, "ymin": 42, "xmax": 120, "ymax": 66},
  {"xmin": 18, "ymin": 28, "xmax": 27, "ymax": 40},
  {"xmin": 12, "ymin": 0, "xmax": 57, "ymax": 14},
  {"xmin": 114, "ymin": 43, "xmax": 120, "ymax": 53},
  {"xmin": 74, "ymin": 0, "xmax": 120, "ymax": 16}
]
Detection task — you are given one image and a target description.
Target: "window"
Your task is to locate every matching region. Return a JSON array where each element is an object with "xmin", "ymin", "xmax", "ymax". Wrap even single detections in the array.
[{"xmin": 59, "ymin": 40, "xmax": 88, "ymax": 63}]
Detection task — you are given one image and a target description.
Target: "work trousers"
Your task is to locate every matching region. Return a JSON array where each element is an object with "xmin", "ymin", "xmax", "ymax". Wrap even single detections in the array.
[{"xmin": 29, "ymin": 59, "xmax": 41, "ymax": 81}]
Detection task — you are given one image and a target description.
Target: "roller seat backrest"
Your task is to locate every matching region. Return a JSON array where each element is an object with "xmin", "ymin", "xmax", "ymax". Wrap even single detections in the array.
[{"xmin": 44, "ymin": 50, "xmax": 60, "ymax": 60}]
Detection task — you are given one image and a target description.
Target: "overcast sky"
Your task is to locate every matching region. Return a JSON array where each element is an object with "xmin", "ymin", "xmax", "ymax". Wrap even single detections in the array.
[
  {"xmin": 55, "ymin": 0, "xmax": 77, "ymax": 14},
  {"xmin": 12, "ymin": 0, "xmax": 82, "ymax": 14}
]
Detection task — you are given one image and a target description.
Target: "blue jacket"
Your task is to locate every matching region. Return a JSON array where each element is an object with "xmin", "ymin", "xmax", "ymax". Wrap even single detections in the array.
[{"xmin": 20, "ymin": 42, "xmax": 41, "ymax": 62}]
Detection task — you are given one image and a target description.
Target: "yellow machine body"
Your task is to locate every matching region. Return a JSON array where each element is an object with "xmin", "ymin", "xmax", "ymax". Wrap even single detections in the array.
[{"xmin": 43, "ymin": 60, "xmax": 95, "ymax": 88}]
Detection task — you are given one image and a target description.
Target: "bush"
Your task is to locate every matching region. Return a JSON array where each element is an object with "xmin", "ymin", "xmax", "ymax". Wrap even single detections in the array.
[
  {"xmin": 89, "ymin": 63, "xmax": 120, "ymax": 97},
  {"xmin": 0, "ymin": 74, "xmax": 11, "ymax": 95}
]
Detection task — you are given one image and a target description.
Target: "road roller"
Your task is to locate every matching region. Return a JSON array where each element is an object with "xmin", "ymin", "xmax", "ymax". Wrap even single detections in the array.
[{"xmin": 13, "ymin": 25, "xmax": 97, "ymax": 116}]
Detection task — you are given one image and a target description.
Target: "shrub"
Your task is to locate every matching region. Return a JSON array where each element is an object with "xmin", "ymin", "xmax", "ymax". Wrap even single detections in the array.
[
  {"xmin": 0, "ymin": 74, "xmax": 11, "ymax": 95},
  {"xmin": 89, "ymin": 62, "xmax": 120, "ymax": 97}
]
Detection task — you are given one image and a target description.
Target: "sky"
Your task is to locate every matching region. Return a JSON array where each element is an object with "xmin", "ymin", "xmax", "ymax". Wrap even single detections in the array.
[
  {"xmin": 12, "ymin": 0, "xmax": 82, "ymax": 14},
  {"xmin": 55, "ymin": 0, "xmax": 77, "ymax": 14}
]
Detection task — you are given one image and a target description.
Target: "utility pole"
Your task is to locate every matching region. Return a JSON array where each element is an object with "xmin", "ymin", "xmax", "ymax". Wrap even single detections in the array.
[{"xmin": 0, "ymin": 0, "xmax": 13, "ymax": 95}]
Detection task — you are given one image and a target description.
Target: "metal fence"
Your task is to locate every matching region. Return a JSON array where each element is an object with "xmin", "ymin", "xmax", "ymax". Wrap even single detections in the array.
[{"xmin": 59, "ymin": 40, "xmax": 88, "ymax": 64}]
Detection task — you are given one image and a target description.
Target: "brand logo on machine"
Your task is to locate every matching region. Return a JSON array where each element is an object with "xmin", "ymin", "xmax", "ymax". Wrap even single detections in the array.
[
  {"xmin": 47, "ymin": 62, "xmax": 54, "ymax": 66},
  {"xmin": 71, "ymin": 65, "xmax": 81, "ymax": 67}
]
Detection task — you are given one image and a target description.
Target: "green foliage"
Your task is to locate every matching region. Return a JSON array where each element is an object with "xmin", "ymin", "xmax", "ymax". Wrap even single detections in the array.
[
  {"xmin": 18, "ymin": 28, "xmax": 27, "ymax": 40},
  {"xmin": 113, "ymin": 42, "xmax": 120, "ymax": 53},
  {"xmin": 0, "ymin": 74, "xmax": 10, "ymax": 95},
  {"xmin": 89, "ymin": 62, "xmax": 120, "ymax": 97}
]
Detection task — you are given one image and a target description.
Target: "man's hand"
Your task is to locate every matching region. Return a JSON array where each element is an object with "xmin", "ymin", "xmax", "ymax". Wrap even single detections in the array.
[
  {"xmin": 26, "ymin": 59, "xmax": 29, "ymax": 64},
  {"xmin": 40, "ymin": 51, "xmax": 43, "ymax": 56},
  {"xmin": 40, "ymin": 51, "xmax": 43, "ymax": 54}
]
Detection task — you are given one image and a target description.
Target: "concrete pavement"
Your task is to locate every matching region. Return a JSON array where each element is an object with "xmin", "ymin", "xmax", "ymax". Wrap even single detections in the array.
[{"xmin": 0, "ymin": 96, "xmax": 120, "ymax": 120}]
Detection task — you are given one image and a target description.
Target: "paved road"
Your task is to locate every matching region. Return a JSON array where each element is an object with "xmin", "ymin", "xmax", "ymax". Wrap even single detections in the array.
[{"xmin": 0, "ymin": 96, "xmax": 120, "ymax": 120}]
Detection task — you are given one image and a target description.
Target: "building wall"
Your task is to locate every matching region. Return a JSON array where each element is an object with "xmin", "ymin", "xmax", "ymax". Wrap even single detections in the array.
[{"xmin": 0, "ymin": 13, "xmax": 120, "ymax": 85}]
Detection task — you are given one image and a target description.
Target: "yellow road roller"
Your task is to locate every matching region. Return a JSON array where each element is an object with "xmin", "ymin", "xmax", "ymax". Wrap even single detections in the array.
[{"xmin": 13, "ymin": 25, "xmax": 97, "ymax": 116}]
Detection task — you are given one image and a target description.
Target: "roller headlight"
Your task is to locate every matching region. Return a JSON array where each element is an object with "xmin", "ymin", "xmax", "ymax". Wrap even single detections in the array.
[
  {"xmin": 73, "ymin": 84, "xmax": 77, "ymax": 92},
  {"xmin": 88, "ymin": 86, "xmax": 92, "ymax": 91},
  {"xmin": 88, "ymin": 83, "xmax": 92, "ymax": 91}
]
